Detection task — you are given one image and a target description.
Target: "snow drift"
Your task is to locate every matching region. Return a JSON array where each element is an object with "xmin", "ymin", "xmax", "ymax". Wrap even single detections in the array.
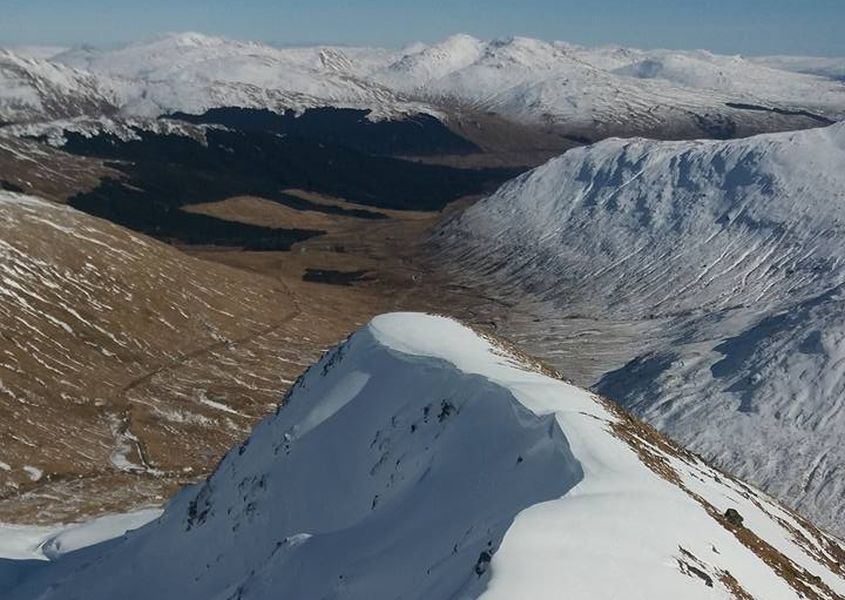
[{"xmin": 5, "ymin": 314, "xmax": 844, "ymax": 599}]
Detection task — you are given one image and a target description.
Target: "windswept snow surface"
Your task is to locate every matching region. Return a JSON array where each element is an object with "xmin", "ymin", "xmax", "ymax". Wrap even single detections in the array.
[
  {"xmin": 5, "ymin": 314, "xmax": 844, "ymax": 599},
  {"xmin": 433, "ymin": 121, "xmax": 845, "ymax": 536},
  {"xmin": 0, "ymin": 509, "xmax": 161, "ymax": 561},
  {"xmin": 0, "ymin": 509, "xmax": 160, "ymax": 596}
]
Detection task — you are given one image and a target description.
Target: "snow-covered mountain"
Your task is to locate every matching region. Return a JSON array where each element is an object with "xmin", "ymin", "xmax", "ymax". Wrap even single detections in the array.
[
  {"xmin": 432, "ymin": 122, "xmax": 845, "ymax": 536},
  {"xmin": 3, "ymin": 32, "xmax": 844, "ymax": 141},
  {"xmin": 752, "ymin": 55, "xmax": 845, "ymax": 82},
  {"xmin": 0, "ymin": 46, "xmax": 69, "ymax": 61},
  {"xmin": 52, "ymin": 33, "xmax": 425, "ymax": 120},
  {"xmin": 0, "ymin": 51, "xmax": 120, "ymax": 123},
  {"xmin": 438, "ymin": 122, "xmax": 845, "ymax": 316},
  {"xmin": 4, "ymin": 313, "xmax": 844, "ymax": 600},
  {"xmin": 371, "ymin": 35, "xmax": 845, "ymax": 132}
]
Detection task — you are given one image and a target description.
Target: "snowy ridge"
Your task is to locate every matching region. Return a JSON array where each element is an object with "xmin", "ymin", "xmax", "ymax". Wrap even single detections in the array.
[
  {"xmin": 370, "ymin": 35, "xmax": 845, "ymax": 129},
  {"xmin": 0, "ymin": 46, "xmax": 69, "ymax": 61},
  {"xmin": 0, "ymin": 115, "xmax": 217, "ymax": 147},
  {"xmin": 3, "ymin": 32, "xmax": 844, "ymax": 135},
  {"xmin": 432, "ymin": 121, "xmax": 845, "ymax": 536},
  {"xmin": 52, "ymin": 33, "xmax": 428, "ymax": 120},
  {"xmin": 438, "ymin": 122, "xmax": 845, "ymax": 315},
  {"xmin": 0, "ymin": 51, "xmax": 120, "ymax": 123},
  {"xmin": 4, "ymin": 313, "xmax": 844, "ymax": 599}
]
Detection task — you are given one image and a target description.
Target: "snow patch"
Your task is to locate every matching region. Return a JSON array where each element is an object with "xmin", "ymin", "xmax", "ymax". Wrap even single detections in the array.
[
  {"xmin": 22, "ymin": 467, "xmax": 42, "ymax": 482},
  {"xmin": 293, "ymin": 370, "xmax": 371, "ymax": 437}
]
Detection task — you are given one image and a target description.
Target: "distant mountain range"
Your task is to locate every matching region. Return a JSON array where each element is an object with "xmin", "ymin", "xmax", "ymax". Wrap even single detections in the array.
[{"xmin": 2, "ymin": 32, "xmax": 844, "ymax": 144}]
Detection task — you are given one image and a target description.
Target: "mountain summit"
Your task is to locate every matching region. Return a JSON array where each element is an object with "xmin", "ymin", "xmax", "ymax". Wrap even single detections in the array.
[{"xmin": 7, "ymin": 313, "xmax": 844, "ymax": 600}]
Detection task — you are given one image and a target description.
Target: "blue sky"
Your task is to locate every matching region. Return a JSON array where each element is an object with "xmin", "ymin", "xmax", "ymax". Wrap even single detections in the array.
[{"xmin": 1, "ymin": 0, "xmax": 843, "ymax": 56}]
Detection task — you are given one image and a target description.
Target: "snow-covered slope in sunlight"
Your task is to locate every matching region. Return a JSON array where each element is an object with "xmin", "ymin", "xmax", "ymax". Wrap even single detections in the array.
[
  {"xmin": 0, "ymin": 509, "xmax": 161, "ymax": 561},
  {"xmin": 18, "ymin": 32, "xmax": 840, "ymax": 137},
  {"xmin": 0, "ymin": 51, "xmax": 120, "ymax": 123},
  {"xmin": 606, "ymin": 48, "xmax": 844, "ymax": 107},
  {"xmin": 0, "ymin": 114, "xmax": 215, "ymax": 147},
  {"xmin": 432, "ymin": 122, "xmax": 845, "ymax": 536},
  {"xmin": 752, "ymin": 55, "xmax": 845, "ymax": 82},
  {"xmin": 0, "ymin": 46, "xmax": 69, "ymax": 61},
  {"xmin": 598, "ymin": 285, "xmax": 845, "ymax": 540},
  {"xmin": 53, "ymin": 33, "xmax": 425, "ymax": 119},
  {"xmin": 371, "ymin": 35, "xmax": 845, "ymax": 132},
  {"xmin": 5, "ymin": 314, "xmax": 844, "ymax": 600},
  {"xmin": 438, "ymin": 122, "xmax": 845, "ymax": 315}
]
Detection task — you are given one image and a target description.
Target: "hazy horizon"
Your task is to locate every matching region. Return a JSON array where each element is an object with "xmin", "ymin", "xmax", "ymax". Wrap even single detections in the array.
[
  {"xmin": 1, "ymin": 0, "xmax": 844, "ymax": 57},
  {"xmin": 3, "ymin": 30, "xmax": 845, "ymax": 60}
]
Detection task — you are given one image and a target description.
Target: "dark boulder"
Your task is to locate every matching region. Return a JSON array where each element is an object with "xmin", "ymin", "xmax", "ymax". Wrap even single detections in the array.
[{"xmin": 724, "ymin": 508, "xmax": 744, "ymax": 527}]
